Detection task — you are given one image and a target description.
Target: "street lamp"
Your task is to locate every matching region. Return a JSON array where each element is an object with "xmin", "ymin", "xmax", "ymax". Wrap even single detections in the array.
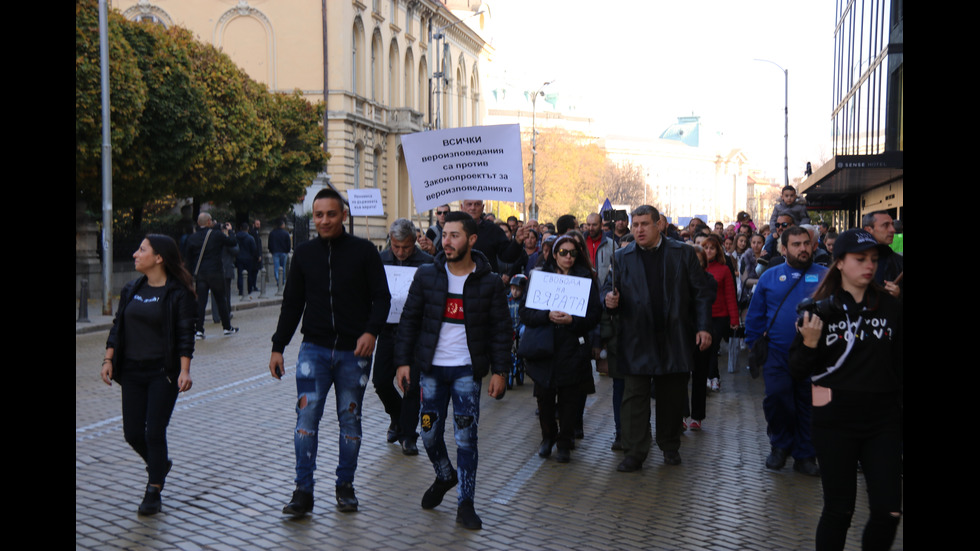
[
  {"xmin": 754, "ymin": 58, "xmax": 789, "ymax": 187},
  {"xmin": 431, "ymin": 7, "xmax": 488, "ymax": 130},
  {"xmin": 530, "ymin": 80, "xmax": 553, "ymax": 221}
]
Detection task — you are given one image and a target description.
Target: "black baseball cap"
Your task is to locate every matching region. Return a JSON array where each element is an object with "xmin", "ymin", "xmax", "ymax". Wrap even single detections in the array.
[{"xmin": 832, "ymin": 228, "xmax": 890, "ymax": 260}]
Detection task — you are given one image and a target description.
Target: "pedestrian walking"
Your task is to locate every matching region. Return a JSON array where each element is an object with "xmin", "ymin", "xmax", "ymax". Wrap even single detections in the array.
[{"xmin": 101, "ymin": 234, "xmax": 196, "ymax": 515}]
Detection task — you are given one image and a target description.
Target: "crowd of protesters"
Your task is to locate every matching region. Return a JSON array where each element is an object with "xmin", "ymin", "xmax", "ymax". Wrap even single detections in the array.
[{"xmin": 104, "ymin": 185, "xmax": 902, "ymax": 549}]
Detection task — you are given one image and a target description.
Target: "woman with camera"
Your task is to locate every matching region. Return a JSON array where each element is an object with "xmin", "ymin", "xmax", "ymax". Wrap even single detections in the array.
[{"xmin": 789, "ymin": 228, "xmax": 902, "ymax": 551}]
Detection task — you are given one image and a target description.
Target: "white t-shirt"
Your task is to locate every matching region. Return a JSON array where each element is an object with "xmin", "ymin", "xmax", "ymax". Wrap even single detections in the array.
[{"xmin": 431, "ymin": 264, "xmax": 474, "ymax": 366}]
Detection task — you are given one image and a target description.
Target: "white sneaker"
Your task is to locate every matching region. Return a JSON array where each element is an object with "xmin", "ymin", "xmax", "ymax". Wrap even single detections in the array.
[
  {"xmin": 195, "ymin": 331, "xmax": 205, "ymax": 340},
  {"xmin": 223, "ymin": 327, "xmax": 239, "ymax": 336}
]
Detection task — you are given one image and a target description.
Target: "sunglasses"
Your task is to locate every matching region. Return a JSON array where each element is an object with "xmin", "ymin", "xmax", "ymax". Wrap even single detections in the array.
[
  {"xmin": 436, "ymin": 210, "xmax": 449, "ymax": 215},
  {"xmin": 556, "ymin": 249, "xmax": 579, "ymax": 258},
  {"xmin": 775, "ymin": 222, "xmax": 791, "ymax": 228}
]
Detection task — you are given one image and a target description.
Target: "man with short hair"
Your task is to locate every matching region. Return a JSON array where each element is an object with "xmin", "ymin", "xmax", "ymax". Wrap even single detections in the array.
[
  {"xmin": 270, "ymin": 188, "xmax": 391, "ymax": 516},
  {"xmin": 268, "ymin": 219, "xmax": 292, "ymax": 286},
  {"xmin": 606, "ymin": 215, "xmax": 631, "ymax": 245},
  {"xmin": 421, "ymin": 204, "xmax": 451, "ymax": 256},
  {"xmin": 602, "ymin": 205, "xmax": 715, "ymax": 470},
  {"xmin": 556, "ymin": 214, "xmax": 578, "ymax": 235},
  {"xmin": 585, "ymin": 213, "xmax": 615, "ymax": 286},
  {"xmin": 460, "ymin": 199, "xmax": 526, "ymax": 273},
  {"xmin": 862, "ymin": 211, "xmax": 903, "ymax": 297},
  {"xmin": 745, "ymin": 226, "xmax": 826, "ymax": 476},
  {"xmin": 185, "ymin": 212, "xmax": 239, "ymax": 338},
  {"xmin": 393, "ymin": 211, "xmax": 509, "ymax": 530},
  {"xmin": 762, "ymin": 214, "xmax": 796, "ymax": 263},
  {"xmin": 375, "ymin": 218, "xmax": 433, "ymax": 456}
]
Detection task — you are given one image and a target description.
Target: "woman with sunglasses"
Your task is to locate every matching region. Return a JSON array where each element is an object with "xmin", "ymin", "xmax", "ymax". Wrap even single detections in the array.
[
  {"xmin": 521, "ymin": 235, "xmax": 600, "ymax": 463},
  {"xmin": 790, "ymin": 229, "xmax": 903, "ymax": 550}
]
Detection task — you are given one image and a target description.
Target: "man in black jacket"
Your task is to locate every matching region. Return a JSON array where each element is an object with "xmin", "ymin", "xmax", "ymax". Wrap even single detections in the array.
[
  {"xmin": 602, "ymin": 205, "xmax": 715, "ymax": 471},
  {"xmin": 374, "ymin": 218, "xmax": 433, "ymax": 456},
  {"xmin": 269, "ymin": 188, "xmax": 391, "ymax": 517},
  {"xmin": 184, "ymin": 213, "xmax": 238, "ymax": 338},
  {"xmin": 394, "ymin": 211, "xmax": 509, "ymax": 530}
]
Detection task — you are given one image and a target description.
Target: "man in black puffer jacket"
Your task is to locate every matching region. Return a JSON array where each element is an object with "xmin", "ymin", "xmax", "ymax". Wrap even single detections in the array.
[{"xmin": 394, "ymin": 212, "xmax": 509, "ymax": 531}]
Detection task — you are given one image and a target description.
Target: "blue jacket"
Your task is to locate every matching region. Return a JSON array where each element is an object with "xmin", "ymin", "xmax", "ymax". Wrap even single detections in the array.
[{"xmin": 745, "ymin": 262, "xmax": 827, "ymax": 355}]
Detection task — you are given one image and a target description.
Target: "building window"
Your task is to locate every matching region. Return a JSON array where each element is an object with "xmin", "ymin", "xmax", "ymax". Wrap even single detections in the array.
[{"xmin": 354, "ymin": 144, "xmax": 363, "ymax": 188}]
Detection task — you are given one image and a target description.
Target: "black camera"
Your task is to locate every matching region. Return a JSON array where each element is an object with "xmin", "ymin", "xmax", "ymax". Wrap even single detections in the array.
[
  {"xmin": 796, "ymin": 297, "xmax": 842, "ymax": 325},
  {"xmin": 602, "ymin": 209, "xmax": 628, "ymax": 223}
]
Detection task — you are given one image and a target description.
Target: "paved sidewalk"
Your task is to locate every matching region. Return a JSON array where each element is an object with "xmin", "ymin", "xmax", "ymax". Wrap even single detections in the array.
[{"xmin": 76, "ymin": 305, "xmax": 902, "ymax": 550}]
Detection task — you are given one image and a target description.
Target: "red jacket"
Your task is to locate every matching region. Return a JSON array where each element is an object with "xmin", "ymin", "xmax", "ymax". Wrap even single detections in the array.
[{"xmin": 706, "ymin": 261, "xmax": 739, "ymax": 326}]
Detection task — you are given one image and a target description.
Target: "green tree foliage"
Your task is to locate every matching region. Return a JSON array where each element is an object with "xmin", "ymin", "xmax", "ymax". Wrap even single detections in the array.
[
  {"xmin": 75, "ymin": 0, "xmax": 146, "ymax": 204},
  {"xmin": 75, "ymin": 1, "xmax": 328, "ymax": 227},
  {"xmin": 242, "ymin": 91, "xmax": 327, "ymax": 218},
  {"xmin": 114, "ymin": 23, "xmax": 213, "ymax": 227}
]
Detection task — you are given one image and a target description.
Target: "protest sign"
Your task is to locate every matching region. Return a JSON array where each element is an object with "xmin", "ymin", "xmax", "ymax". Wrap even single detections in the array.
[
  {"xmin": 384, "ymin": 265, "xmax": 418, "ymax": 323},
  {"xmin": 524, "ymin": 271, "xmax": 592, "ymax": 318},
  {"xmin": 400, "ymin": 124, "xmax": 524, "ymax": 213},
  {"xmin": 346, "ymin": 188, "xmax": 384, "ymax": 216}
]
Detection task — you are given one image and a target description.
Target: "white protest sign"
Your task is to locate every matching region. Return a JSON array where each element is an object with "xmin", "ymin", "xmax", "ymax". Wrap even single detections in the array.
[
  {"xmin": 347, "ymin": 188, "xmax": 384, "ymax": 216},
  {"xmin": 384, "ymin": 265, "xmax": 418, "ymax": 323},
  {"xmin": 524, "ymin": 271, "xmax": 592, "ymax": 318},
  {"xmin": 400, "ymin": 124, "xmax": 525, "ymax": 213}
]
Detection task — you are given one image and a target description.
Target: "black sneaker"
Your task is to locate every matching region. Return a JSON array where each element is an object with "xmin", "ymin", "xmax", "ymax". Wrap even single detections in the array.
[
  {"xmin": 138, "ymin": 484, "xmax": 162, "ymax": 516},
  {"xmin": 386, "ymin": 422, "xmax": 399, "ymax": 443},
  {"xmin": 765, "ymin": 447, "xmax": 789, "ymax": 470},
  {"xmin": 223, "ymin": 327, "xmax": 239, "ymax": 336},
  {"xmin": 335, "ymin": 481, "xmax": 358, "ymax": 512},
  {"xmin": 456, "ymin": 499, "xmax": 483, "ymax": 530},
  {"xmin": 421, "ymin": 470, "xmax": 458, "ymax": 509},
  {"xmin": 556, "ymin": 448, "xmax": 571, "ymax": 463},
  {"xmin": 793, "ymin": 457, "xmax": 821, "ymax": 477},
  {"xmin": 282, "ymin": 488, "xmax": 314, "ymax": 517}
]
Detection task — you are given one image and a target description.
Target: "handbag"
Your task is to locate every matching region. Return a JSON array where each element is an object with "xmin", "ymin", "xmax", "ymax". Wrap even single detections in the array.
[{"xmin": 517, "ymin": 323, "xmax": 554, "ymax": 361}]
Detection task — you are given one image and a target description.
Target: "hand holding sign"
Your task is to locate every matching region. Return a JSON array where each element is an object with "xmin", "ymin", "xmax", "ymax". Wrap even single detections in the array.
[{"xmin": 525, "ymin": 271, "xmax": 592, "ymax": 318}]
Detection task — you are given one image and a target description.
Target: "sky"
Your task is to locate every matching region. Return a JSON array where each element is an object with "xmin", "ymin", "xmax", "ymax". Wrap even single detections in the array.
[{"xmin": 479, "ymin": 0, "xmax": 836, "ymax": 182}]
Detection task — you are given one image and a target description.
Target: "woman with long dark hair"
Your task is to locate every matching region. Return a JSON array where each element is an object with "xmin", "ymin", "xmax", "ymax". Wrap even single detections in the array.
[
  {"xmin": 102, "ymin": 234, "xmax": 197, "ymax": 515},
  {"xmin": 521, "ymin": 234, "xmax": 600, "ymax": 463},
  {"xmin": 701, "ymin": 234, "xmax": 739, "ymax": 397},
  {"xmin": 790, "ymin": 229, "xmax": 902, "ymax": 550}
]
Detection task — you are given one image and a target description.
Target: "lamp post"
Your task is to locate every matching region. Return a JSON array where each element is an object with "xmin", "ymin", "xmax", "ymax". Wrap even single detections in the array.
[
  {"xmin": 431, "ymin": 7, "xmax": 487, "ymax": 130},
  {"xmin": 754, "ymin": 58, "xmax": 789, "ymax": 187},
  {"xmin": 530, "ymin": 80, "xmax": 553, "ymax": 221}
]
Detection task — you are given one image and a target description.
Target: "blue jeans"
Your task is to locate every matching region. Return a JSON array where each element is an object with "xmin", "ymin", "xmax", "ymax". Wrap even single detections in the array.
[
  {"xmin": 273, "ymin": 253, "xmax": 288, "ymax": 284},
  {"xmin": 294, "ymin": 342, "xmax": 371, "ymax": 491},
  {"xmin": 419, "ymin": 365, "xmax": 481, "ymax": 504}
]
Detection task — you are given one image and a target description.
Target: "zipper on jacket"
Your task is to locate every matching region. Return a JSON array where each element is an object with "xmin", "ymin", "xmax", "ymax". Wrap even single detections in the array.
[{"xmin": 328, "ymin": 239, "xmax": 339, "ymax": 351}]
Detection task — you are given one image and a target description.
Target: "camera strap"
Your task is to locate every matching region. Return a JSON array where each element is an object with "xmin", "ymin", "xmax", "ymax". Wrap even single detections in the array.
[{"xmin": 811, "ymin": 309, "xmax": 862, "ymax": 382}]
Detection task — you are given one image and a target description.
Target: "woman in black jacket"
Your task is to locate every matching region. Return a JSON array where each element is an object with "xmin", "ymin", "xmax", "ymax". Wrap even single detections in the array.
[
  {"xmin": 521, "ymin": 235, "xmax": 601, "ymax": 463},
  {"xmin": 102, "ymin": 235, "xmax": 197, "ymax": 515},
  {"xmin": 790, "ymin": 229, "xmax": 902, "ymax": 551}
]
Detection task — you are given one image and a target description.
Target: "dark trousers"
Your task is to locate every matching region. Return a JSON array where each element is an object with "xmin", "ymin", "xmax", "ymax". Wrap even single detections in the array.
[
  {"xmin": 707, "ymin": 317, "xmax": 727, "ymax": 380},
  {"xmin": 372, "ymin": 328, "xmax": 420, "ymax": 442},
  {"xmin": 812, "ymin": 390, "xmax": 902, "ymax": 551},
  {"xmin": 621, "ymin": 372, "xmax": 688, "ymax": 463},
  {"xmin": 121, "ymin": 365, "xmax": 180, "ymax": 485},
  {"xmin": 195, "ymin": 272, "xmax": 232, "ymax": 332},
  {"xmin": 535, "ymin": 384, "xmax": 582, "ymax": 450}
]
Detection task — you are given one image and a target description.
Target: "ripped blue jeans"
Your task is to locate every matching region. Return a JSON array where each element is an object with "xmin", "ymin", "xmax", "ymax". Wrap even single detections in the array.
[
  {"xmin": 419, "ymin": 365, "xmax": 481, "ymax": 504},
  {"xmin": 294, "ymin": 342, "xmax": 371, "ymax": 492}
]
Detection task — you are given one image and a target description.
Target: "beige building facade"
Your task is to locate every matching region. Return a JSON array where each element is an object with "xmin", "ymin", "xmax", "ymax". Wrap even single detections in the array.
[{"xmin": 117, "ymin": 0, "xmax": 492, "ymax": 240}]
